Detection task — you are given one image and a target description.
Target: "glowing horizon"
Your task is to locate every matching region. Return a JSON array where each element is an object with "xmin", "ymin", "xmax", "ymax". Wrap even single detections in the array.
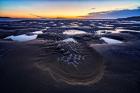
[{"xmin": 0, "ymin": 0, "xmax": 140, "ymax": 19}]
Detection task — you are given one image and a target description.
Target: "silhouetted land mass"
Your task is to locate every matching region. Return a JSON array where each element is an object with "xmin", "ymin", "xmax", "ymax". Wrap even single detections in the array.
[
  {"xmin": 0, "ymin": 17, "xmax": 11, "ymax": 18},
  {"xmin": 119, "ymin": 16, "xmax": 140, "ymax": 21}
]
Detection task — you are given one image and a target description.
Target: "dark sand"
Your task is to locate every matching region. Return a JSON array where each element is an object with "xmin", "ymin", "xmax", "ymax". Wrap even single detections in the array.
[
  {"xmin": 0, "ymin": 40, "xmax": 140, "ymax": 93},
  {"xmin": 0, "ymin": 40, "xmax": 104, "ymax": 93},
  {"xmin": 0, "ymin": 19, "xmax": 140, "ymax": 93}
]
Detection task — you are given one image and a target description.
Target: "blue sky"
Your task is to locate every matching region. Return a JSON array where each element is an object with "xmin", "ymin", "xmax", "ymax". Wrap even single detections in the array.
[{"xmin": 0, "ymin": 0, "xmax": 140, "ymax": 18}]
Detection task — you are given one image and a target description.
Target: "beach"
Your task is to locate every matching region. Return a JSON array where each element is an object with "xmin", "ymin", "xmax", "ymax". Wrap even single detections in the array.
[{"xmin": 0, "ymin": 19, "xmax": 140, "ymax": 93}]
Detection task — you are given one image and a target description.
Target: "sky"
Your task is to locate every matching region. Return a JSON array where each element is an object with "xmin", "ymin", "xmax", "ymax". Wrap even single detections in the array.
[{"xmin": 0, "ymin": 0, "xmax": 140, "ymax": 19}]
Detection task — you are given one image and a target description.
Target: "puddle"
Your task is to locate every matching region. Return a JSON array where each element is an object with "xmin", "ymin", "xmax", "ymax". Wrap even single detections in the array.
[
  {"xmin": 63, "ymin": 30, "xmax": 87, "ymax": 35},
  {"xmin": 96, "ymin": 28, "xmax": 140, "ymax": 35},
  {"xmin": 69, "ymin": 22, "xmax": 80, "ymax": 27},
  {"xmin": 97, "ymin": 26, "xmax": 113, "ymax": 29},
  {"xmin": 60, "ymin": 23, "xmax": 64, "ymax": 25},
  {"xmin": 115, "ymin": 28, "xmax": 140, "ymax": 33},
  {"xmin": 49, "ymin": 21, "xmax": 54, "ymax": 24},
  {"xmin": 100, "ymin": 37, "xmax": 123, "ymax": 44},
  {"xmin": 52, "ymin": 24, "xmax": 57, "ymax": 26},
  {"xmin": 130, "ymin": 21, "xmax": 140, "ymax": 24},
  {"xmin": 32, "ymin": 31, "xmax": 43, "ymax": 34},
  {"xmin": 118, "ymin": 21, "xmax": 140, "ymax": 24},
  {"xmin": 5, "ymin": 34, "xmax": 37, "ymax": 42},
  {"xmin": 62, "ymin": 38, "xmax": 78, "ymax": 43},
  {"xmin": 96, "ymin": 30, "xmax": 111, "ymax": 35},
  {"xmin": 46, "ymin": 27, "xmax": 50, "ymax": 29},
  {"xmin": 61, "ymin": 25, "xmax": 67, "ymax": 28}
]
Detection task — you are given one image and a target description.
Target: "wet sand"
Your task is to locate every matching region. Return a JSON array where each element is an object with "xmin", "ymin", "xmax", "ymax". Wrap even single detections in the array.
[
  {"xmin": 0, "ymin": 40, "xmax": 104, "ymax": 93},
  {"xmin": 0, "ymin": 19, "xmax": 140, "ymax": 93},
  {"xmin": 0, "ymin": 40, "xmax": 140, "ymax": 93}
]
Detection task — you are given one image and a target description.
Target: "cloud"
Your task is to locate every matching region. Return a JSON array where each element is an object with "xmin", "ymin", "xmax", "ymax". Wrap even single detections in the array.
[{"xmin": 84, "ymin": 7, "xmax": 140, "ymax": 19}]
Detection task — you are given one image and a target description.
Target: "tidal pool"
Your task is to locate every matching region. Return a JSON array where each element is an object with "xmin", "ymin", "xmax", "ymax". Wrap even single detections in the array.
[
  {"xmin": 5, "ymin": 34, "xmax": 38, "ymax": 42},
  {"xmin": 32, "ymin": 31, "xmax": 43, "ymax": 34},
  {"xmin": 96, "ymin": 28, "xmax": 140, "ymax": 35},
  {"xmin": 101, "ymin": 37, "xmax": 123, "ymax": 44},
  {"xmin": 63, "ymin": 30, "xmax": 87, "ymax": 35},
  {"xmin": 115, "ymin": 28, "xmax": 140, "ymax": 33}
]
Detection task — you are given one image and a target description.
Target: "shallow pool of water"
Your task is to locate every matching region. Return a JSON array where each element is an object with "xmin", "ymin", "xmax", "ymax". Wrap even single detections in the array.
[
  {"xmin": 101, "ymin": 37, "xmax": 123, "ymax": 44},
  {"xmin": 115, "ymin": 28, "xmax": 140, "ymax": 33},
  {"xmin": 32, "ymin": 31, "xmax": 43, "ymax": 34},
  {"xmin": 96, "ymin": 28, "xmax": 140, "ymax": 35},
  {"xmin": 5, "ymin": 34, "xmax": 38, "ymax": 42},
  {"xmin": 63, "ymin": 30, "xmax": 87, "ymax": 35}
]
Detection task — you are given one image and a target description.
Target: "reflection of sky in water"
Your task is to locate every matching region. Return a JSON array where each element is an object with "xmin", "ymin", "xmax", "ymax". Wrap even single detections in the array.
[
  {"xmin": 131, "ymin": 21, "xmax": 140, "ymax": 24},
  {"xmin": 101, "ymin": 37, "xmax": 123, "ymax": 44},
  {"xmin": 115, "ymin": 28, "xmax": 140, "ymax": 33},
  {"xmin": 96, "ymin": 30, "xmax": 109, "ymax": 35},
  {"xmin": 118, "ymin": 21, "xmax": 140, "ymax": 24},
  {"xmin": 96, "ymin": 28, "xmax": 140, "ymax": 35},
  {"xmin": 32, "ymin": 31, "xmax": 43, "ymax": 34},
  {"xmin": 63, "ymin": 30, "xmax": 87, "ymax": 35},
  {"xmin": 5, "ymin": 34, "xmax": 37, "ymax": 42}
]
